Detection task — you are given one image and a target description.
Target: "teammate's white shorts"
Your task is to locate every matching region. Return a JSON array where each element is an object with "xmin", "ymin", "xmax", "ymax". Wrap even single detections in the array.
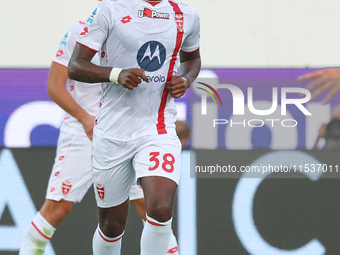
[
  {"xmin": 92, "ymin": 134, "xmax": 181, "ymax": 208},
  {"xmin": 46, "ymin": 131, "xmax": 93, "ymax": 203},
  {"xmin": 129, "ymin": 184, "xmax": 144, "ymax": 201}
]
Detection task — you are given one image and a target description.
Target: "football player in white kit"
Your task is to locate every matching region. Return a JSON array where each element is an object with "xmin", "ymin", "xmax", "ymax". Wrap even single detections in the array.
[
  {"xmin": 19, "ymin": 2, "xmax": 180, "ymax": 254},
  {"xmin": 68, "ymin": 0, "xmax": 201, "ymax": 254}
]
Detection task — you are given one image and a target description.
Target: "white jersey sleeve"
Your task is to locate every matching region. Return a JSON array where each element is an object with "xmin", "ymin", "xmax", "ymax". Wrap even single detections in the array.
[
  {"xmin": 53, "ymin": 21, "xmax": 85, "ymax": 67},
  {"xmin": 181, "ymin": 6, "xmax": 200, "ymax": 53},
  {"xmin": 77, "ymin": 1, "xmax": 113, "ymax": 52}
]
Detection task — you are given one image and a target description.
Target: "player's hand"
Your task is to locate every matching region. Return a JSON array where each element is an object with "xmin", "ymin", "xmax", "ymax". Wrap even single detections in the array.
[
  {"xmin": 81, "ymin": 114, "xmax": 95, "ymax": 141},
  {"xmin": 166, "ymin": 76, "xmax": 190, "ymax": 98},
  {"xmin": 118, "ymin": 68, "xmax": 149, "ymax": 90},
  {"xmin": 298, "ymin": 68, "xmax": 340, "ymax": 104}
]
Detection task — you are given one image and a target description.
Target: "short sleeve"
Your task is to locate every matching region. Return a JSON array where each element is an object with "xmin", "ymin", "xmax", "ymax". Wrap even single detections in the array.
[
  {"xmin": 52, "ymin": 22, "xmax": 80, "ymax": 67},
  {"xmin": 181, "ymin": 8, "xmax": 200, "ymax": 53},
  {"xmin": 77, "ymin": 0, "xmax": 113, "ymax": 52}
]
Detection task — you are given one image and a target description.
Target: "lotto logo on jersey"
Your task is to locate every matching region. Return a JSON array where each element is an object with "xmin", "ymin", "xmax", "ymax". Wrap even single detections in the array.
[
  {"xmin": 138, "ymin": 8, "xmax": 170, "ymax": 19},
  {"xmin": 56, "ymin": 50, "xmax": 64, "ymax": 58},
  {"xmin": 62, "ymin": 181, "xmax": 72, "ymax": 195},
  {"xmin": 137, "ymin": 41, "xmax": 166, "ymax": 72},
  {"xmin": 96, "ymin": 184, "xmax": 105, "ymax": 200},
  {"xmin": 121, "ymin": 16, "xmax": 132, "ymax": 24},
  {"xmin": 87, "ymin": 7, "xmax": 100, "ymax": 24}
]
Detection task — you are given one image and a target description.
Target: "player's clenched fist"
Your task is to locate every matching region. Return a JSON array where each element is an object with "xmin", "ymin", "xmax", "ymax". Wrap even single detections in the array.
[
  {"xmin": 118, "ymin": 68, "xmax": 150, "ymax": 90},
  {"xmin": 166, "ymin": 75, "xmax": 189, "ymax": 98}
]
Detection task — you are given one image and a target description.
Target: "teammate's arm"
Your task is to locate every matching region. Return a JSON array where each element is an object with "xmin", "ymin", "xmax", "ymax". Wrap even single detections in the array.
[
  {"xmin": 298, "ymin": 68, "xmax": 340, "ymax": 104},
  {"xmin": 68, "ymin": 43, "xmax": 149, "ymax": 90},
  {"xmin": 165, "ymin": 48, "xmax": 201, "ymax": 98},
  {"xmin": 47, "ymin": 62, "xmax": 95, "ymax": 140}
]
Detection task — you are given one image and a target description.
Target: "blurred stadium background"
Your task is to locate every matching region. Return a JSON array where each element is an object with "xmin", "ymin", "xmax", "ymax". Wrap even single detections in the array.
[{"xmin": 1, "ymin": 0, "xmax": 340, "ymax": 254}]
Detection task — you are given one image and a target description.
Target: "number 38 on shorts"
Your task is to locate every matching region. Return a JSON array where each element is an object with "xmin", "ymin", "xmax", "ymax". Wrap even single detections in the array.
[{"xmin": 148, "ymin": 152, "xmax": 176, "ymax": 173}]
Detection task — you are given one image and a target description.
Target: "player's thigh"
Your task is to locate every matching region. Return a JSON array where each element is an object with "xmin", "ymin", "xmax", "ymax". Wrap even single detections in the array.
[
  {"xmin": 133, "ymin": 134, "xmax": 182, "ymax": 185},
  {"xmin": 46, "ymin": 132, "xmax": 93, "ymax": 203},
  {"xmin": 92, "ymin": 135, "xmax": 135, "ymax": 208}
]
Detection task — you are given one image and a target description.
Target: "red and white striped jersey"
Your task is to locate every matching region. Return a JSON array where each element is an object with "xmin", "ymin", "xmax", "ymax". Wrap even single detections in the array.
[
  {"xmin": 77, "ymin": 0, "xmax": 200, "ymax": 141},
  {"xmin": 53, "ymin": 20, "xmax": 102, "ymax": 136}
]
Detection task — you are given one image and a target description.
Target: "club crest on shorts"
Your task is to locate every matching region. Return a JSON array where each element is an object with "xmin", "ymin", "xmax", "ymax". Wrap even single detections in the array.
[
  {"xmin": 62, "ymin": 181, "xmax": 72, "ymax": 195},
  {"xmin": 96, "ymin": 184, "xmax": 105, "ymax": 200}
]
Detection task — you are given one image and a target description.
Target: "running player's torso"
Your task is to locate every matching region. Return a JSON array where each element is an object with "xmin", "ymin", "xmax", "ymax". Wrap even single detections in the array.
[
  {"xmin": 53, "ymin": 20, "xmax": 102, "ymax": 136},
  {"xmin": 77, "ymin": 0, "xmax": 200, "ymax": 141}
]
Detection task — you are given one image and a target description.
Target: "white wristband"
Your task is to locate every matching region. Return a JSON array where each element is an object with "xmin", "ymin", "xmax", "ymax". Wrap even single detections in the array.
[{"xmin": 109, "ymin": 68, "xmax": 123, "ymax": 84}]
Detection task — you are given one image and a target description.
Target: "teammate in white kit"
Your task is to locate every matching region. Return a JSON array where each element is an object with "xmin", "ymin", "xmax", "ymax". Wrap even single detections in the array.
[
  {"xmin": 68, "ymin": 0, "xmax": 201, "ymax": 254},
  {"xmin": 19, "ymin": 1, "xmax": 181, "ymax": 254}
]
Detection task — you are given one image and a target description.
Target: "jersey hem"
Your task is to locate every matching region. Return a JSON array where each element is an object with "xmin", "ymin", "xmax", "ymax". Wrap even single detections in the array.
[{"xmin": 76, "ymin": 42, "xmax": 99, "ymax": 53}]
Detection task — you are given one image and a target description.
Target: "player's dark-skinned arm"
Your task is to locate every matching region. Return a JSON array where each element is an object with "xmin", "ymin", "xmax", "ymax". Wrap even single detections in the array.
[
  {"xmin": 166, "ymin": 48, "xmax": 201, "ymax": 98},
  {"xmin": 47, "ymin": 62, "xmax": 95, "ymax": 140},
  {"xmin": 68, "ymin": 43, "xmax": 149, "ymax": 90}
]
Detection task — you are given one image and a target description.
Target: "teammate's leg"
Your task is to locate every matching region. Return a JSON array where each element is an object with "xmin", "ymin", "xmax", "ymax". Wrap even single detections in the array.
[
  {"xmin": 40, "ymin": 199, "xmax": 73, "ymax": 227},
  {"xmin": 19, "ymin": 133, "xmax": 93, "ymax": 255},
  {"xmin": 19, "ymin": 200, "xmax": 72, "ymax": 255},
  {"xmin": 131, "ymin": 198, "xmax": 147, "ymax": 219}
]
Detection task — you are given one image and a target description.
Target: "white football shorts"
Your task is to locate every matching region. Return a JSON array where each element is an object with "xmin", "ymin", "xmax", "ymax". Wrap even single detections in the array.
[
  {"xmin": 46, "ymin": 131, "xmax": 93, "ymax": 203},
  {"xmin": 92, "ymin": 134, "xmax": 181, "ymax": 208},
  {"xmin": 46, "ymin": 131, "xmax": 147, "ymax": 203}
]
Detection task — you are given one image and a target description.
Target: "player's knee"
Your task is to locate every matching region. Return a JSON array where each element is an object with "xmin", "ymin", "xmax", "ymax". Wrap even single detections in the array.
[
  {"xmin": 41, "ymin": 200, "xmax": 73, "ymax": 222},
  {"xmin": 99, "ymin": 220, "xmax": 125, "ymax": 237},
  {"xmin": 147, "ymin": 201, "xmax": 173, "ymax": 222},
  {"xmin": 53, "ymin": 203, "xmax": 73, "ymax": 221}
]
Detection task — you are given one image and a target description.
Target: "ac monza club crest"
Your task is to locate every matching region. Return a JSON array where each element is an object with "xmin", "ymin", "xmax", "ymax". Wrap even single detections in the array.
[
  {"xmin": 62, "ymin": 181, "xmax": 72, "ymax": 195},
  {"xmin": 96, "ymin": 184, "xmax": 105, "ymax": 200},
  {"xmin": 174, "ymin": 14, "xmax": 184, "ymax": 32}
]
